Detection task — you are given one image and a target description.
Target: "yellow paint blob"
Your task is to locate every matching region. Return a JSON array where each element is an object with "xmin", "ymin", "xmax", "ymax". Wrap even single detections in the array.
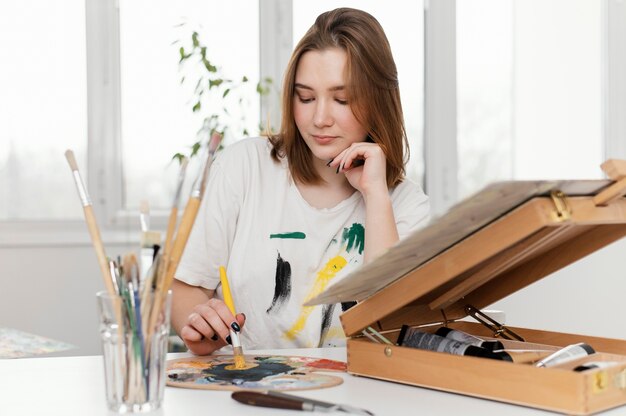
[
  {"xmin": 284, "ymin": 255, "xmax": 347, "ymax": 341},
  {"xmin": 224, "ymin": 361, "xmax": 259, "ymax": 371}
]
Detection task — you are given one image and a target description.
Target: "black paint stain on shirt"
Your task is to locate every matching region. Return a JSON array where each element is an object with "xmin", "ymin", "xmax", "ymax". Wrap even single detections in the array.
[{"xmin": 266, "ymin": 251, "xmax": 292, "ymax": 314}]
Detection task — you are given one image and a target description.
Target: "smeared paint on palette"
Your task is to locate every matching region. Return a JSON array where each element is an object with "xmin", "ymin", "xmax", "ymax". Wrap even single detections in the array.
[{"xmin": 166, "ymin": 355, "xmax": 346, "ymax": 391}]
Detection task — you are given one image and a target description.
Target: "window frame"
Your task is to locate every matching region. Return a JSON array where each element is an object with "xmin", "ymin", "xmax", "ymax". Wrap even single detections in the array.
[{"xmin": 3, "ymin": 0, "xmax": 625, "ymax": 247}]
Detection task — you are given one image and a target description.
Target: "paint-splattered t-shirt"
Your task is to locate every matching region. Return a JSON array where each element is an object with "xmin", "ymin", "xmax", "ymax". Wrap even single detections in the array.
[{"xmin": 176, "ymin": 137, "xmax": 430, "ymax": 350}]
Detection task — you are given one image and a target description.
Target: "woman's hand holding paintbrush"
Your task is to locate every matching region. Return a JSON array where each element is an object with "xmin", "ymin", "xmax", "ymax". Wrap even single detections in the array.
[{"xmin": 178, "ymin": 288, "xmax": 246, "ymax": 356}]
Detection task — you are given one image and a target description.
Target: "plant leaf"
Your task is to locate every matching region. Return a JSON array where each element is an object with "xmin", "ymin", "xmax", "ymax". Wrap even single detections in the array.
[
  {"xmin": 192, "ymin": 101, "xmax": 201, "ymax": 112},
  {"xmin": 190, "ymin": 142, "xmax": 201, "ymax": 157},
  {"xmin": 209, "ymin": 78, "xmax": 223, "ymax": 89},
  {"xmin": 222, "ymin": 88, "xmax": 230, "ymax": 98},
  {"xmin": 203, "ymin": 59, "xmax": 217, "ymax": 73},
  {"xmin": 172, "ymin": 153, "xmax": 186, "ymax": 164}
]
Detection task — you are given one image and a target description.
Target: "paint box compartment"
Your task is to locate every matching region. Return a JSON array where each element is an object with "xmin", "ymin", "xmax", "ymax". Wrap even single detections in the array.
[{"xmin": 308, "ymin": 160, "xmax": 626, "ymax": 415}]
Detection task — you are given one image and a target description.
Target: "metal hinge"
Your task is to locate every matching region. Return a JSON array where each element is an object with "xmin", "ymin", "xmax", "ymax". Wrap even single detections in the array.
[
  {"xmin": 465, "ymin": 305, "xmax": 525, "ymax": 342},
  {"xmin": 549, "ymin": 190, "xmax": 572, "ymax": 222}
]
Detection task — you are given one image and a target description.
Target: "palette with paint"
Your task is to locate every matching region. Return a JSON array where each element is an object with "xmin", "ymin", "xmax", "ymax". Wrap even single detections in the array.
[{"xmin": 166, "ymin": 355, "xmax": 346, "ymax": 391}]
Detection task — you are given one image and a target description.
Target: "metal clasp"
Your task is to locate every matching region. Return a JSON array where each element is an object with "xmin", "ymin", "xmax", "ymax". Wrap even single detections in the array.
[
  {"xmin": 465, "ymin": 305, "xmax": 525, "ymax": 342},
  {"xmin": 549, "ymin": 190, "xmax": 571, "ymax": 222}
]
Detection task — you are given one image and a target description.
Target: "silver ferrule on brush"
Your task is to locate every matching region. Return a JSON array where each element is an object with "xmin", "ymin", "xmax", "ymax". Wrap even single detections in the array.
[
  {"xmin": 230, "ymin": 330, "xmax": 242, "ymax": 348},
  {"xmin": 190, "ymin": 148, "xmax": 210, "ymax": 199},
  {"xmin": 72, "ymin": 170, "xmax": 92, "ymax": 206}
]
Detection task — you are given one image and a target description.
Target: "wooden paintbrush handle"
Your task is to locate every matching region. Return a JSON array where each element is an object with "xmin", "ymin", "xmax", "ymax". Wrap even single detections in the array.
[
  {"xmin": 163, "ymin": 207, "xmax": 178, "ymax": 258},
  {"xmin": 162, "ymin": 196, "xmax": 201, "ymax": 292},
  {"xmin": 83, "ymin": 203, "xmax": 117, "ymax": 297},
  {"xmin": 231, "ymin": 392, "xmax": 305, "ymax": 411},
  {"xmin": 146, "ymin": 196, "xmax": 201, "ymax": 354}
]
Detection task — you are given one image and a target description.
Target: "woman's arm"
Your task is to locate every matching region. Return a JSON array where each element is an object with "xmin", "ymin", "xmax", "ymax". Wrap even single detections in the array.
[
  {"xmin": 331, "ymin": 142, "xmax": 399, "ymax": 262},
  {"xmin": 362, "ymin": 187, "xmax": 398, "ymax": 263}
]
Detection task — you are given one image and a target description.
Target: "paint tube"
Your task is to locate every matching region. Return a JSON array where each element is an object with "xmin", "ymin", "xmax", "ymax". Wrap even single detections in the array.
[
  {"xmin": 398, "ymin": 326, "xmax": 498, "ymax": 359},
  {"xmin": 435, "ymin": 327, "xmax": 504, "ymax": 351},
  {"xmin": 535, "ymin": 343, "xmax": 595, "ymax": 368},
  {"xmin": 573, "ymin": 361, "xmax": 619, "ymax": 372},
  {"xmin": 489, "ymin": 349, "xmax": 555, "ymax": 364}
]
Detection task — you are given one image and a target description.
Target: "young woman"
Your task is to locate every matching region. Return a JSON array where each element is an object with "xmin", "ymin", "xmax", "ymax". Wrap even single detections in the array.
[{"xmin": 171, "ymin": 7, "xmax": 430, "ymax": 355}]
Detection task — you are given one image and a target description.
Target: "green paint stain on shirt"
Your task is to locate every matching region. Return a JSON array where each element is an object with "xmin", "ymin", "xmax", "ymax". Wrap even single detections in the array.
[
  {"xmin": 270, "ymin": 232, "xmax": 306, "ymax": 239},
  {"xmin": 342, "ymin": 223, "xmax": 365, "ymax": 254}
]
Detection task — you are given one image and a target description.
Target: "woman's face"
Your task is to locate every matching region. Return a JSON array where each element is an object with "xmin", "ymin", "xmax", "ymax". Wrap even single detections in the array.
[{"xmin": 293, "ymin": 48, "xmax": 368, "ymax": 163}]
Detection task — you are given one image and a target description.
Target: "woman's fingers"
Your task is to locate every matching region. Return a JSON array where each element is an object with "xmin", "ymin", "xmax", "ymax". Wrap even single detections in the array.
[
  {"xmin": 180, "ymin": 324, "xmax": 204, "ymax": 342},
  {"xmin": 190, "ymin": 299, "xmax": 239, "ymax": 344},
  {"xmin": 182, "ymin": 299, "xmax": 246, "ymax": 350},
  {"xmin": 339, "ymin": 142, "xmax": 377, "ymax": 172},
  {"xmin": 236, "ymin": 312, "xmax": 246, "ymax": 328},
  {"xmin": 185, "ymin": 311, "xmax": 215, "ymax": 340}
]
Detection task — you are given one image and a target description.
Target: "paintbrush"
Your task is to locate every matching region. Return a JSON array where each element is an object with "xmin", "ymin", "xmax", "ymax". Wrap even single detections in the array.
[
  {"xmin": 159, "ymin": 132, "xmax": 222, "ymax": 295},
  {"xmin": 138, "ymin": 199, "xmax": 161, "ymax": 284},
  {"xmin": 219, "ymin": 266, "xmax": 245, "ymax": 369},
  {"xmin": 122, "ymin": 253, "xmax": 148, "ymax": 399},
  {"xmin": 163, "ymin": 157, "xmax": 188, "ymax": 259},
  {"xmin": 65, "ymin": 150, "xmax": 117, "ymax": 297},
  {"xmin": 139, "ymin": 200, "xmax": 150, "ymax": 232},
  {"xmin": 146, "ymin": 134, "xmax": 222, "ymax": 352}
]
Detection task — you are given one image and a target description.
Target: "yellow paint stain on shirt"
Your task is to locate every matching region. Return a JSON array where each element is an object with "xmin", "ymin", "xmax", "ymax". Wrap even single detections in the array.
[{"xmin": 284, "ymin": 255, "xmax": 347, "ymax": 341}]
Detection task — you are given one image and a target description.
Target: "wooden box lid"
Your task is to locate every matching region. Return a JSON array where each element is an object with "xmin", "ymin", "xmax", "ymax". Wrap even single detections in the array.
[{"xmin": 306, "ymin": 160, "xmax": 626, "ymax": 338}]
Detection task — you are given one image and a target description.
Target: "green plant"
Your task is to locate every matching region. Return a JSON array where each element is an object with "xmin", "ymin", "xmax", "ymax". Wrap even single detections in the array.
[{"xmin": 172, "ymin": 28, "xmax": 274, "ymax": 163}]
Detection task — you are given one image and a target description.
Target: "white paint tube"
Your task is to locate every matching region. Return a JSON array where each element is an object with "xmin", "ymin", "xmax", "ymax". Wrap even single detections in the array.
[{"xmin": 535, "ymin": 343, "xmax": 595, "ymax": 368}]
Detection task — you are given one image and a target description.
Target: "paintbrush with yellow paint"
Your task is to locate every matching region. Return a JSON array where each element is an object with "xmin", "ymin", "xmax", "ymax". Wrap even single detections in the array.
[{"xmin": 219, "ymin": 266, "xmax": 246, "ymax": 369}]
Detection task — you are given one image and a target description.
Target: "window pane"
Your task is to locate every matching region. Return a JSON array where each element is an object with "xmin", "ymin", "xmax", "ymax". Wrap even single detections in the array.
[
  {"xmin": 457, "ymin": 0, "xmax": 602, "ymax": 199},
  {"xmin": 292, "ymin": 2, "xmax": 425, "ymax": 184},
  {"xmin": 119, "ymin": 1, "xmax": 260, "ymax": 211},
  {"xmin": 0, "ymin": 1, "xmax": 87, "ymax": 220}
]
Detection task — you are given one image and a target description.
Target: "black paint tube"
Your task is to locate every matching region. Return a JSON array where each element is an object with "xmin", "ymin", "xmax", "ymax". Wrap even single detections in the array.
[
  {"xmin": 398, "ymin": 326, "xmax": 501, "ymax": 359},
  {"xmin": 435, "ymin": 327, "xmax": 504, "ymax": 351}
]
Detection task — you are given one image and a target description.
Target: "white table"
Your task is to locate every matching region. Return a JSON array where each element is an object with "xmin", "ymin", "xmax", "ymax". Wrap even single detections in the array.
[{"xmin": 1, "ymin": 347, "xmax": 625, "ymax": 415}]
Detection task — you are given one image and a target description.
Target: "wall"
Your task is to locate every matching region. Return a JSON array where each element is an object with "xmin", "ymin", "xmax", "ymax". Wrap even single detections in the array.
[
  {"xmin": 0, "ymin": 242, "xmax": 135, "ymax": 357},
  {"xmin": 492, "ymin": 236, "xmax": 626, "ymax": 340}
]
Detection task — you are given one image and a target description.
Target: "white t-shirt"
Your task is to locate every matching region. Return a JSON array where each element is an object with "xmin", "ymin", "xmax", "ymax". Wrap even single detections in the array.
[{"xmin": 176, "ymin": 137, "xmax": 430, "ymax": 350}]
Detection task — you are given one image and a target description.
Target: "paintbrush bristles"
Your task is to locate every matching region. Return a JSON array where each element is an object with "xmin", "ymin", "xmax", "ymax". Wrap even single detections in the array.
[
  {"xmin": 64, "ymin": 149, "xmax": 79, "ymax": 171},
  {"xmin": 139, "ymin": 200, "xmax": 150, "ymax": 232},
  {"xmin": 233, "ymin": 347, "xmax": 246, "ymax": 369},
  {"xmin": 208, "ymin": 132, "xmax": 223, "ymax": 154}
]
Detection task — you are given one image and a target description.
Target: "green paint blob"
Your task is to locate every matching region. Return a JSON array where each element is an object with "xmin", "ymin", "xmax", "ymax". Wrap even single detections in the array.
[
  {"xmin": 269, "ymin": 232, "xmax": 306, "ymax": 239},
  {"xmin": 342, "ymin": 223, "xmax": 365, "ymax": 254}
]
